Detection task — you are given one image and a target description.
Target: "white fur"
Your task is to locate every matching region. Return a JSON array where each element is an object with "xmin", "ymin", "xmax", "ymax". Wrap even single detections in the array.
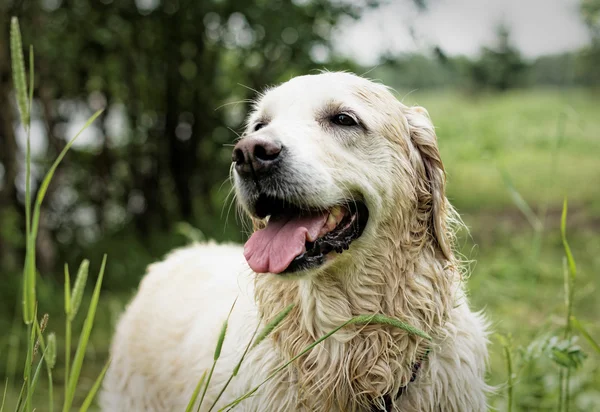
[{"xmin": 100, "ymin": 72, "xmax": 490, "ymax": 412}]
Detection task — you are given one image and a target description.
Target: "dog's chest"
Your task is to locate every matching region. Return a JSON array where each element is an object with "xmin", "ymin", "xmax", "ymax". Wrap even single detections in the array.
[{"xmin": 231, "ymin": 333, "xmax": 423, "ymax": 412}]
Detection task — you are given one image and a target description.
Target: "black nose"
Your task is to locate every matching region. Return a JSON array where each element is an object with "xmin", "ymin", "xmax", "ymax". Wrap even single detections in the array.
[{"xmin": 232, "ymin": 138, "xmax": 282, "ymax": 178}]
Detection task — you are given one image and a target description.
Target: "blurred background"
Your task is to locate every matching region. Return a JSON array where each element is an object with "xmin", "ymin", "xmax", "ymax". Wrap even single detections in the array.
[{"xmin": 0, "ymin": 0, "xmax": 599, "ymax": 410}]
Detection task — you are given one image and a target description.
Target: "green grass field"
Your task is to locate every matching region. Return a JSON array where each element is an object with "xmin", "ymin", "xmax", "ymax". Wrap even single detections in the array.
[
  {"xmin": 408, "ymin": 88, "xmax": 600, "ymax": 411},
  {"xmin": 1, "ymin": 88, "xmax": 599, "ymax": 411}
]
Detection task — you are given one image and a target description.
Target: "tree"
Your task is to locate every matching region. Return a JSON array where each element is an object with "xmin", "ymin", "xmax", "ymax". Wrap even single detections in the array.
[
  {"xmin": 469, "ymin": 23, "xmax": 528, "ymax": 91},
  {"xmin": 579, "ymin": 0, "xmax": 600, "ymax": 86},
  {"xmin": 2, "ymin": 0, "xmax": 414, "ymax": 286}
]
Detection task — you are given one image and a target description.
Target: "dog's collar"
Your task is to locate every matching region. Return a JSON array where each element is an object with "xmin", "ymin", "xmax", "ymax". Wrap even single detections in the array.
[{"xmin": 370, "ymin": 349, "xmax": 429, "ymax": 412}]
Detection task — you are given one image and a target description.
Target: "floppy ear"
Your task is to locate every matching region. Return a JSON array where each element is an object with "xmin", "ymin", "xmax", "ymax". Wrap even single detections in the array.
[{"xmin": 405, "ymin": 106, "xmax": 453, "ymax": 261}]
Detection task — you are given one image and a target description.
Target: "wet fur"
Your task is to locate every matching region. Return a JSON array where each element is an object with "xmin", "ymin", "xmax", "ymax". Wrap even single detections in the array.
[{"xmin": 100, "ymin": 72, "xmax": 490, "ymax": 411}]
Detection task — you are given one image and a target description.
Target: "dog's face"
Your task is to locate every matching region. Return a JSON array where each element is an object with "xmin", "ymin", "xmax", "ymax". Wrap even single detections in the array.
[{"xmin": 233, "ymin": 72, "xmax": 449, "ymax": 276}]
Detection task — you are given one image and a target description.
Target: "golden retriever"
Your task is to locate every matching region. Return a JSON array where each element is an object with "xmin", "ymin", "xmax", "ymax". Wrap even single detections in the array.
[{"xmin": 100, "ymin": 72, "xmax": 489, "ymax": 411}]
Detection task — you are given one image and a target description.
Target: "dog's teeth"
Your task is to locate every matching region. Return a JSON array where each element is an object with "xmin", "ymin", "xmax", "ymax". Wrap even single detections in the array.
[
  {"xmin": 330, "ymin": 206, "xmax": 345, "ymax": 224},
  {"xmin": 326, "ymin": 213, "xmax": 337, "ymax": 229},
  {"xmin": 316, "ymin": 213, "xmax": 337, "ymax": 239}
]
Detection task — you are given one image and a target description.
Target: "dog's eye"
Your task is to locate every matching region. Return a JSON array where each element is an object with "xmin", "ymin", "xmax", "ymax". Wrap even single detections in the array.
[
  {"xmin": 254, "ymin": 122, "xmax": 266, "ymax": 132},
  {"xmin": 331, "ymin": 113, "xmax": 357, "ymax": 127}
]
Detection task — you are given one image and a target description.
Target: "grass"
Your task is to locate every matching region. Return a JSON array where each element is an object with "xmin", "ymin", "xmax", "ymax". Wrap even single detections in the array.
[
  {"xmin": 402, "ymin": 89, "xmax": 600, "ymax": 411},
  {"xmin": 2, "ymin": 19, "xmax": 108, "ymax": 412},
  {"xmin": 1, "ymin": 20, "xmax": 600, "ymax": 411},
  {"xmin": 402, "ymin": 89, "xmax": 600, "ymax": 213}
]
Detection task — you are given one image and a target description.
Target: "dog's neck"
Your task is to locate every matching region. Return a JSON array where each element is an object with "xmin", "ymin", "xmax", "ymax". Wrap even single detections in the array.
[{"xmin": 253, "ymin": 213, "xmax": 458, "ymax": 410}]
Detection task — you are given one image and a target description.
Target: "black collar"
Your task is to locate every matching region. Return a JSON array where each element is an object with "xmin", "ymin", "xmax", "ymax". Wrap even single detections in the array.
[{"xmin": 369, "ymin": 357, "xmax": 425, "ymax": 412}]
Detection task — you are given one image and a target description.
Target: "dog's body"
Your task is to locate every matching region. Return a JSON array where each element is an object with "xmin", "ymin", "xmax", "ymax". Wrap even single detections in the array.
[{"xmin": 100, "ymin": 72, "xmax": 489, "ymax": 411}]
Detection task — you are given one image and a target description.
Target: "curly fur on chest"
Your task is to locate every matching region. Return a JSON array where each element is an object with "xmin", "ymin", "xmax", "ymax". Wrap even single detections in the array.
[{"xmin": 252, "ymin": 234, "xmax": 458, "ymax": 411}]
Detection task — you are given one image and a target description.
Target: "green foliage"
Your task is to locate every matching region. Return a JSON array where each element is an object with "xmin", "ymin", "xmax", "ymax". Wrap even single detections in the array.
[
  {"xmin": 63, "ymin": 255, "xmax": 107, "ymax": 412},
  {"xmin": 547, "ymin": 337, "xmax": 587, "ymax": 370},
  {"xmin": 2, "ymin": 19, "xmax": 111, "ymax": 412},
  {"xmin": 10, "ymin": 16, "xmax": 35, "ymax": 326},
  {"xmin": 468, "ymin": 24, "xmax": 528, "ymax": 91},
  {"xmin": 581, "ymin": 0, "xmax": 600, "ymax": 37},
  {"xmin": 497, "ymin": 334, "xmax": 515, "ymax": 412},
  {"xmin": 571, "ymin": 317, "xmax": 600, "ymax": 355},
  {"xmin": 580, "ymin": 0, "xmax": 600, "ymax": 86}
]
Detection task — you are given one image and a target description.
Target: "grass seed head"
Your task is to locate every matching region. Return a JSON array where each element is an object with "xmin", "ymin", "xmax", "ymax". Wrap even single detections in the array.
[
  {"xmin": 70, "ymin": 259, "xmax": 89, "ymax": 321},
  {"xmin": 47, "ymin": 332, "xmax": 57, "ymax": 369}
]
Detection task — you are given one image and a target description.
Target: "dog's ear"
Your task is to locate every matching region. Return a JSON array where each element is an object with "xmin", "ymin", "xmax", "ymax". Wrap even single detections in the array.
[{"xmin": 406, "ymin": 106, "xmax": 453, "ymax": 261}]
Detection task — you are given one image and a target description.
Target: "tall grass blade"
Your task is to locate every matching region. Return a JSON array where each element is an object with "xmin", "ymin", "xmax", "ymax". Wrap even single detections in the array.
[
  {"xmin": 0, "ymin": 379, "xmax": 7, "ymax": 412},
  {"xmin": 22, "ymin": 130, "xmax": 33, "ymax": 326},
  {"xmin": 23, "ymin": 353, "xmax": 46, "ymax": 411},
  {"xmin": 496, "ymin": 334, "xmax": 513, "ymax": 412},
  {"xmin": 560, "ymin": 199, "xmax": 577, "ymax": 412},
  {"xmin": 208, "ymin": 319, "xmax": 263, "ymax": 412},
  {"xmin": 214, "ymin": 318, "xmax": 230, "ymax": 361},
  {"xmin": 28, "ymin": 46, "xmax": 33, "ymax": 115},
  {"xmin": 350, "ymin": 314, "xmax": 432, "ymax": 340},
  {"xmin": 10, "ymin": 17, "xmax": 29, "ymax": 126},
  {"xmin": 560, "ymin": 199, "xmax": 577, "ymax": 282},
  {"xmin": 23, "ymin": 309, "xmax": 37, "ymax": 412},
  {"xmin": 499, "ymin": 168, "xmax": 542, "ymax": 232},
  {"xmin": 79, "ymin": 358, "xmax": 111, "ymax": 412},
  {"xmin": 221, "ymin": 314, "xmax": 430, "ymax": 411},
  {"xmin": 562, "ymin": 259, "xmax": 570, "ymax": 335},
  {"xmin": 11, "ymin": 15, "xmax": 35, "ymax": 325},
  {"xmin": 31, "ymin": 109, "xmax": 103, "ymax": 245},
  {"xmin": 64, "ymin": 264, "xmax": 71, "ymax": 316},
  {"xmin": 63, "ymin": 255, "xmax": 107, "ymax": 412},
  {"xmin": 23, "ymin": 45, "xmax": 35, "ymax": 326},
  {"xmin": 14, "ymin": 380, "xmax": 25, "ymax": 412},
  {"xmin": 33, "ymin": 311, "xmax": 55, "ymax": 412},
  {"xmin": 570, "ymin": 316, "xmax": 600, "ymax": 354},
  {"xmin": 235, "ymin": 321, "xmax": 261, "ymax": 377},
  {"xmin": 24, "ymin": 109, "xmax": 102, "ymax": 327},
  {"xmin": 221, "ymin": 319, "xmax": 357, "ymax": 411},
  {"xmin": 252, "ymin": 304, "xmax": 294, "ymax": 349},
  {"xmin": 197, "ymin": 299, "xmax": 237, "ymax": 412},
  {"xmin": 64, "ymin": 264, "xmax": 71, "ymax": 402},
  {"xmin": 185, "ymin": 371, "xmax": 207, "ymax": 412}
]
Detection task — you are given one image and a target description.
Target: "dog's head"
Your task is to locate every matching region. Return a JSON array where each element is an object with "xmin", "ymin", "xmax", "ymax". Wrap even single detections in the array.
[{"xmin": 233, "ymin": 72, "xmax": 452, "ymax": 276}]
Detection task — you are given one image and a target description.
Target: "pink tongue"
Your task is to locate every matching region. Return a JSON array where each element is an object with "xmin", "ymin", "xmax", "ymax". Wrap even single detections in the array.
[{"xmin": 244, "ymin": 213, "xmax": 328, "ymax": 274}]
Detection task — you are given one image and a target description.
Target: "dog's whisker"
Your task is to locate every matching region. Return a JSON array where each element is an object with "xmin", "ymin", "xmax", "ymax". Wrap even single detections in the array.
[
  {"xmin": 227, "ymin": 126, "xmax": 243, "ymax": 138},
  {"xmin": 221, "ymin": 185, "xmax": 236, "ymax": 221},
  {"xmin": 236, "ymin": 82, "xmax": 261, "ymax": 96},
  {"xmin": 214, "ymin": 99, "xmax": 254, "ymax": 112}
]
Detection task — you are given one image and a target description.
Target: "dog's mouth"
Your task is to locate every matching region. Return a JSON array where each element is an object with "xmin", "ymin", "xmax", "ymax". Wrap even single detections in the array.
[{"xmin": 244, "ymin": 194, "xmax": 369, "ymax": 275}]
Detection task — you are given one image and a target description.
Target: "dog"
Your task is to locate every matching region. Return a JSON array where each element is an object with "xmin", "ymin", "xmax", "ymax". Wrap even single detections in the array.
[{"xmin": 100, "ymin": 72, "xmax": 489, "ymax": 411}]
